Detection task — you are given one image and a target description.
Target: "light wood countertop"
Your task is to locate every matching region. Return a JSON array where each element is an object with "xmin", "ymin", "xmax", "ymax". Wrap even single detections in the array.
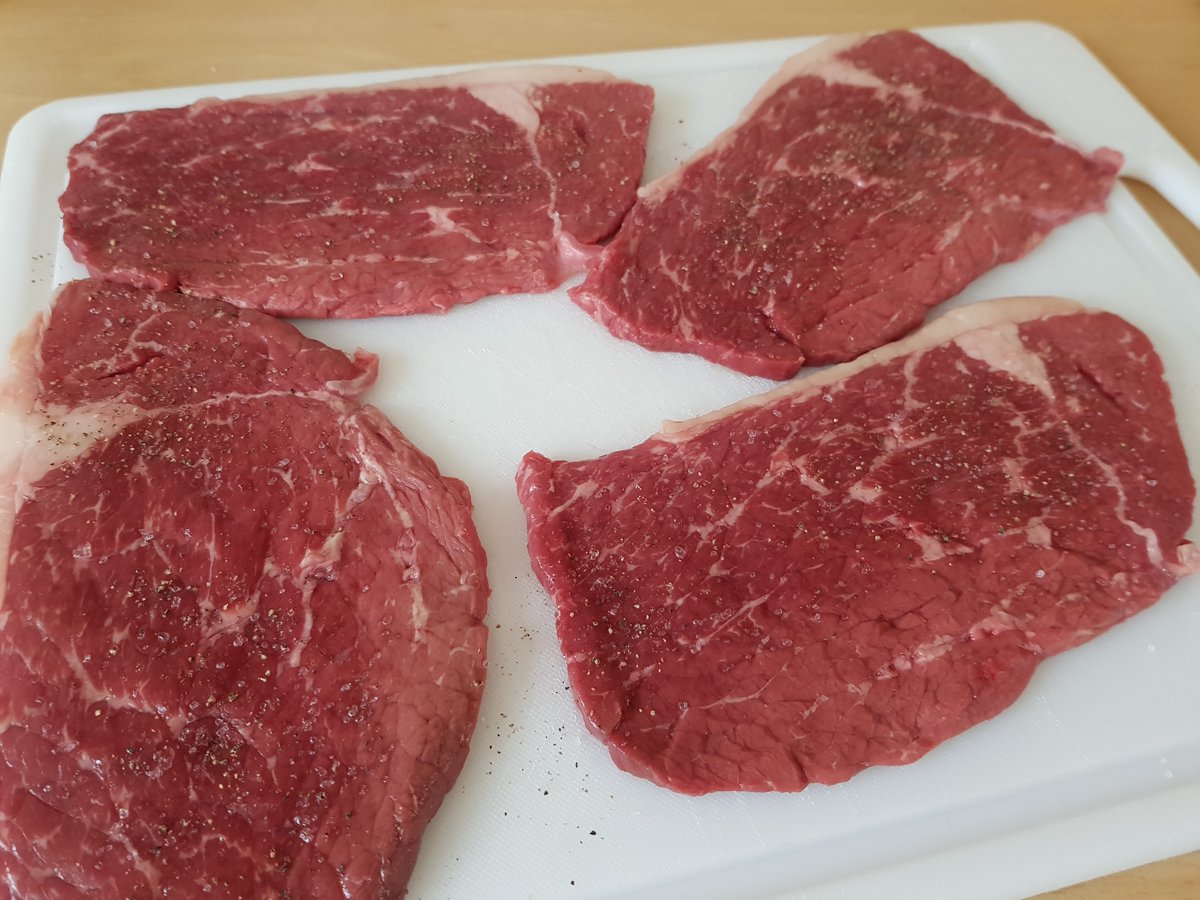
[{"xmin": 1, "ymin": 1, "xmax": 1197, "ymax": 898}]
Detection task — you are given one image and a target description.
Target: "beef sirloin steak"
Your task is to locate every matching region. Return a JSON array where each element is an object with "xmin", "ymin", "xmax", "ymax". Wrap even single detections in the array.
[
  {"xmin": 60, "ymin": 66, "xmax": 653, "ymax": 318},
  {"xmin": 571, "ymin": 31, "xmax": 1123, "ymax": 379},
  {"xmin": 517, "ymin": 298, "xmax": 1197, "ymax": 794},
  {"xmin": 0, "ymin": 280, "xmax": 489, "ymax": 895}
]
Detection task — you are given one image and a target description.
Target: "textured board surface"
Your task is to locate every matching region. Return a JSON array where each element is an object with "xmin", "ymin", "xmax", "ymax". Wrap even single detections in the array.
[{"xmin": 1, "ymin": 21, "xmax": 1199, "ymax": 900}]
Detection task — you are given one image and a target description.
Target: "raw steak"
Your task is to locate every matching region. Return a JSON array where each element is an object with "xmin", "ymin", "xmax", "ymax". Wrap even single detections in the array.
[
  {"xmin": 517, "ymin": 298, "xmax": 1197, "ymax": 795},
  {"xmin": 0, "ymin": 280, "xmax": 489, "ymax": 895},
  {"xmin": 570, "ymin": 31, "xmax": 1123, "ymax": 379},
  {"xmin": 60, "ymin": 67, "xmax": 654, "ymax": 318}
]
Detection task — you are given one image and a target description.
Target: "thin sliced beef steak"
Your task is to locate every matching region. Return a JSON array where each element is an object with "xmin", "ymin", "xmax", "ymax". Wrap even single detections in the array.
[
  {"xmin": 0, "ymin": 280, "xmax": 489, "ymax": 896},
  {"xmin": 60, "ymin": 67, "xmax": 653, "ymax": 318},
  {"xmin": 570, "ymin": 31, "xmax": 1123, "ymax": 379},
  {"xmin": 517, "ymin": 298, "xmax": 1197, "ymax": 795}
]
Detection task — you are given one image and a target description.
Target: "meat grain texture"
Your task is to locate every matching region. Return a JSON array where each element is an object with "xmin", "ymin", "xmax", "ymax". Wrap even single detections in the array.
[
  {"xmin": 60, "ymin": 67, "xmax": 654, "ymax": 318},
  {"xmin": 571, "ymin": 31, "xmax": 1123, "ymax": 378},
  {"xmin": 518, "ymin": 299, "xmax": 1197, "ymax": 794},
  {"xmin": 0, "ymin": 281, "xmax": 489, "ymax": 896}
]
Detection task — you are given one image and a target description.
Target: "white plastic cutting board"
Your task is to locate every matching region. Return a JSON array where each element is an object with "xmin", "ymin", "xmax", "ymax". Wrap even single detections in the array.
[{"xmin": 2, "ymin": 20, "xmax": 1199, "ymax": 900}]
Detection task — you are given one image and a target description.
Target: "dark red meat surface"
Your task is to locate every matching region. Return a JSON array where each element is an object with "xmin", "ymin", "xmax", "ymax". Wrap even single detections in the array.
[
  {"xmin": 570, "ymin": 31, "xmax": 1122, "ymax": 378},
  {"xmin": 0, "ymin": 280, "xmax": 489, "ymax": 896},
  {"xmin": 60, "ymin": 69, "xmax": 653, "ymax": 318},
  {"xmin": 517, "ymin": 300, "xmax": 1196, "ymax": 794}
]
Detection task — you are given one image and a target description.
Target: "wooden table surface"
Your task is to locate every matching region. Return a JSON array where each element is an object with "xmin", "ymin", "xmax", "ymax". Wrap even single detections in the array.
[{"xmin": 1, "ymin": 1, "xmax": 1197, "ymax": 897}]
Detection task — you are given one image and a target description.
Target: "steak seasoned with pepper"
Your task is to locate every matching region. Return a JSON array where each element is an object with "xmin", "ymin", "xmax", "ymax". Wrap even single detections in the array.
[
  {"xmin": 518, "ymin": 298, "xmax": 1196, "ymax": 794},
  {"xmin": 0, "ymin": 279, "xmax": 489, "ymax": 896},
  {"xmin": 571, "ymin": 32, "xmax": 1121, "ymax": 378},
  {"xmin": 61, "ymin": 67, "xmax": 653, "ymax": 319}
]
